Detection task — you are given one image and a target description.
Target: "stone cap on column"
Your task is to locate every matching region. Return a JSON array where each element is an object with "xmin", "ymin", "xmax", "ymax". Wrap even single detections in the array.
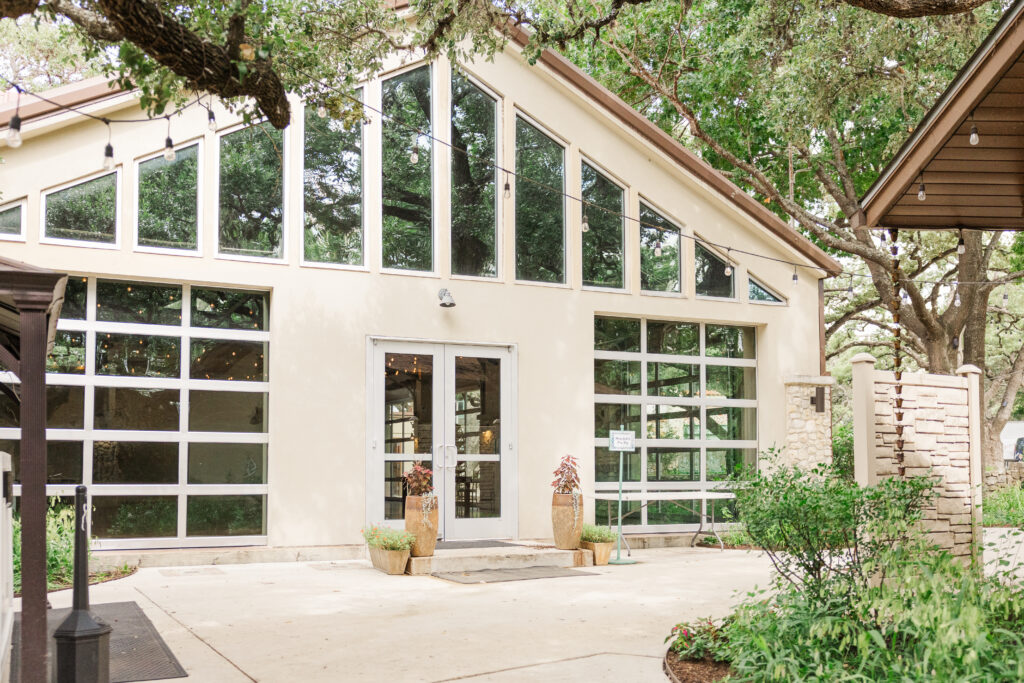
[
  {"xmin": 851, "ymin": 353, "xmax": 877, "ymax": 366},
  {"xmin": 956, "ymin": 364, "xmax": 982, "ymax": 376}
]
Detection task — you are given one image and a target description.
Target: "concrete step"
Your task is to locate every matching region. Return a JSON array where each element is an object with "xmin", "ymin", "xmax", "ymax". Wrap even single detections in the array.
[
  {"xmin": 90, "ymin": 544, "xmax": 365, "ymax": 572},
  {"xmin": 407, "ymin": 545, "xmax": 592, "ymax": 575}
]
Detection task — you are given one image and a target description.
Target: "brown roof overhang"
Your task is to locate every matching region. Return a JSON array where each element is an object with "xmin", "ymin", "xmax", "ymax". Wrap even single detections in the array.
[{"xmin": 0, "ymin": 76, "xmax": 123, "ymax": 128}]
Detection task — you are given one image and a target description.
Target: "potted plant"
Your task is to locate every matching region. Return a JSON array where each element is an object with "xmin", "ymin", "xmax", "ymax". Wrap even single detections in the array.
[
  {"xmin": 551, "ymin": 454, "xmax": 583, "ymax": 549},
  {"xmin": 362, "ymin": 525, "xmax": 416, "ymax": 575},
  {"xmin": 580, "ymin": 524, "xmax": 617, "ymax": 565},
  {"xmin": 403, "ymin": 463, "xmax": 438, "ymax": 557}
]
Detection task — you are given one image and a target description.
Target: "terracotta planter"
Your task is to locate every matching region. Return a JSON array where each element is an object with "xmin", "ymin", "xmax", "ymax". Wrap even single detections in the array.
[
  {"xmin": 404, "ymin": 494, "xmax": 439, "ymax": 557},
  {"xmin": 368, "ymin": 546, "xmax": 410, "ymax": 575},
  {"xmin": 581, "ymin": 540, "xmax": 614, "ymax": 566},
  {"xmin": 551, "ymin": 492, "xmax": 583, "ymax": 549}
]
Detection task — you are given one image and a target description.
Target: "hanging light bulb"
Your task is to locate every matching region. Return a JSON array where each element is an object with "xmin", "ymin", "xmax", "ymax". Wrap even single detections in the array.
[
  {"xmin": 901, "ymin": 290, "xmax": 910, "ymax": 304},
  {"xmin": 954, "ymin": 292, "xmax": 962, "ymax": 307},
  {"xmin": 847, "ymin": 278, "xmax": 854, "ymax": 295},
  {"xmin": 316, "ymin": 103, "xmax": 327, "ymax": 119},
  {"xmin": 503, "ymin": 174, "xmax": 511, "ymax": 199},
  {"xmin": 6, "ymin": 113, "xmax": 22, "ymax": 148},
  {"xmin": 917, "ymin": 181, "xmax": 926, "ymax": 202},
  {"xmin": 1003, "ymin": 290, "xmax": 1009, "ymax": 306},
  {"xmin": 724, "ymin": 263, "xmax": 733, "ymax": 277},
  {"xmin": 163, "ymin": 117, "xmax": 175, "ymax": 161},
  {"xmin": 409, "ymin": 132, "xmax": 419, "ymax": 165},
  {"xmin": 792, "ymin": 267, "xmax": 798, "ymax": 285},
  {"xmin": 101, "ymin": 120, "xmax": 114, "ymax": 170},
  {"xmin": 654, "ymin": 241, "xmax": 663, "ymax": 258},
  {"xmin": 957, "ymin": 229, "xmax": 966, "ymax": 255},
  {"xmin": 207, "ymin": 107, "xmax": 217, "ymax": 132},
  {"xmin": 582, "ymin": 213, "xmax": 590, "ymax": 233},
  {"xmin": 969, "ymin": 124, "xmax": 979, "ymax": 146}
]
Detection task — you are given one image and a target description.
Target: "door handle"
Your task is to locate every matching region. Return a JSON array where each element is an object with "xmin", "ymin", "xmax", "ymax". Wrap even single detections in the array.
[
  {"xmin": 444, "ymin": 444, "xmax": 458, "ymax": 470},
  {"xmin": 433, "ymin": 443, "xmax": 445, "ymax": 470}
]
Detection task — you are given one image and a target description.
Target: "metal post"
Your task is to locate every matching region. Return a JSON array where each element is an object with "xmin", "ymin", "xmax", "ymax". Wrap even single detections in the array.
[
  {"xmin": 608, "ymin": 425, "xmax": 636, "ymax": 565},
  {"xmin": 53, "ymin": 486, "xmax": 110, "ymax": 683}
]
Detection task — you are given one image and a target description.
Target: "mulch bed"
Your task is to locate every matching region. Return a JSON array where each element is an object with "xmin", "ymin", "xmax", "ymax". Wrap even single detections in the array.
[
  {"xmin": 15, "ymin": 566, "xmax": 137, "ymax": 598},
  {"xmin": 664, "ymin": 651, "xmax": 732, "ymax": 683}
]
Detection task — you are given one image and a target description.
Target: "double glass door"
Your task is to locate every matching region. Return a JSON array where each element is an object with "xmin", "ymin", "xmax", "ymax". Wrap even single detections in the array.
[{"xmin": 369, "ymin": 342, "xmax": 514, "ymax": 540}]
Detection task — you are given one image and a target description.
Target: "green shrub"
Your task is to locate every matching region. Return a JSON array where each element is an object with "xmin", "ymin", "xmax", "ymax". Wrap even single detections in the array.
[
  {"xmin": 580, "ymin": 523, "xmax": 616, "ymax": 543},
  {"xmin": 831, "ymin": 421, "xmax": 854, "ymax": 479},
  {"xmin": 984, "ymin": 485, "xmax": 1024, "ymax": 528},
  {"xmin": 361, "ymin": 525, "xmax": 416, "ymax": 551},
  {"xmin": 666, "ymin": 616, "xmax": 731, "ymax": 662},
  {"xmin": 13, "ymin": 497, "xmax": 79, "ymax": 593}
]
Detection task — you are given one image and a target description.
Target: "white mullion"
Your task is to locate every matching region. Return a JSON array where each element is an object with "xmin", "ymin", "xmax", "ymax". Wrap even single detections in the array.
[
  {"xmin": 177, "ymin": 283, "xmax": 192, "ymax": 541},
  {"xmin": 183, "ymin": 432, "xmax": 268, "ymax": 444},
  {"xmin": 185, "ymin": 484, "xmax": 268, "ymax": 495},
  {"xmin": 184, "ymin": 380, "xmax": 270, "ymax": 393},
  {"xmin": 183, "ymin": 327, "xmax": 270, "ymax": 343}
]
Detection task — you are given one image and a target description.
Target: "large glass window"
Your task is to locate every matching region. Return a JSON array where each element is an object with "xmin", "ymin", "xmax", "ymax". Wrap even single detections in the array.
[
  {"xmin": 451, "ymin": 71, "xmax": 498, "ymax": 278},
  {"xmin": 303, "ymin": 90, "xmax": 363, "ymax": 265},
  {"xmin": 44, "ymin": 173, "xmax": 117, "ymax": 244},
  {"xmin": 581, "ymin": 162, "xmax": 624, "ymax": 289},
  {"xmin": 515, "ymin": 117, "xmax": 565, "ymax": 283},
  {"xmin": 1, "ymin": 277, "xmax": 271, "ymax": 548},
  {"xmin": 0, "ymin": 202, "xmax": 22, "ymax": 237},
  {"xmin": 137, "ymin": 144, "xmax": 199, "ymax": 251},
  {"xmin": 219, "ymin": 123, "xmax": 284, "ymax": 258},
  {"xmin": 382, "ymin": 65, "xmax": 433, "ymax": 271},
  {"xmin": 640, "ymin": 203, "xmax": 681, "ymax": 293},
  {"xmin": 749, "ymin": 278, "xmax": 783, "ymax": 303},
  {"xmin": 695, "ymin": 243, "xmax": 734, "ymax": 298},
  {"xmin": 593, "ymin": 316, "xmax": 757, "ymax": 531}
]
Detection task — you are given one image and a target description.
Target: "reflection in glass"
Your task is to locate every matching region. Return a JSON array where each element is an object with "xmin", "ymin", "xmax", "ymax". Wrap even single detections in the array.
[
  {"xmin": 594, "ymin": 317, "xmax": 640, "ymax": 352},
  {"xmin": 94, "ymin": 388, "xmax": 179, "ymax": 431},
  {"xmin": 138, "ymin": 143, "xmax": 199, "ymax": 250},
  {"xmin": 595, "ymin": 447, "xmax": 640, "ymax": 483},
  {"xmin": 706, "ymin": 365, "xmax": 756, "ymax": 400},
  {"xmin": 705, "ymin": 325, "xmax": 756, "ymax": 359},
  {"xmin": 47, "ymin": 331, "xmax": 85, "ymax": 374},
  {"xmin": 648, "ymin": 363, "xmax": 699, "ymax": 398},
  {"xmin": 705, "ymin": 407, "xmax": 757, "ymax": 441},
  {"xmin": 640, "ymin": 204, "xmax": 680, "ymax": 292},
  {"xmin": 515, "ymin": 117, "xmax": 565, "ymax": 283},
  {"xmin": 219, "ymin": 123, "xmax": 284, "ymax": 258},
  {"xmin": 0, "ymin": 204, "xmax": 20, "ymax": 235},
  {"xmin": 595, "ymin": 498, "xmax": 642, "ymax": 526},
  {"xmin": 60, "ymin": 277, "xmax": 88, "ymax": 320},
  {"xmin": 190, "ymin": 339, "xmax": 267, "ymax": 381},
  {"xmin": 581, "ymin": 162, "xmax": 624, "ymax": 289},
  {"xmin": 96, "ymin": 280, "xmax": 182, "ymax": 325},
  {"xmin": 454, "ymin": 357, "xmax": 500, "ymax": 455},
  {"xmin": 187, "ymin": 495, "xmax": 266, "ymax": 536},
  {"xmin": 96, "ymin": 334, "xmax": 181, "ymax": 378},
  {"xmin": 648, "ymin": 498, "xmax": 700, "ymax": 525},
  {"xmin": 695, "ymin": 244, "xmax": 734, "ymax": 298},
  {"xmin": 93, "ymin": 441, "xmax": 178, "ymax": 484},
  {"xmin": 707, "ymin": 448, "xmax": 757, "ymax": 480},
  {"xmin": 648, "ymin": 448, "xmax": 699, "ymax": 481},
  {"xmin": 595, "ymin": 403, "xmax": 642, "ymax": 438},
  {"xmin": 188, "ymin": 443, "xmax": 267, "ymax": 484},
  {"xmin": 385, "ymin": 460, "xmax": 417, "ymax": 520},
  {"xmin": 191, "ymin": 288, "xmax": 267, "ymax": 330},
  {"xmin": 45, "ymin": 173, "xmax": 116, "ymax": 243},
  {"xmin": 91, "ymin": 496, "xmax": 177, "ymax": 538},
  {"xmin": 594, "ymin": 360, "xmax": 640, "ymax": 395},
  {"xmin": 304, "ymin": 90, "xmax": 363, "ymax": 265},
  {"xmin": 451, "ymin": 72, "xmax": 497, "ymax": 278},
  {"xmin": 385, "ymin": 353, "xmax": 432, "ymax": 455},
  {"xmin": 382, "ymin": 66, "xmax": 433, "ymax": 271},
  {"xmin": 189, "ymin": 391, "xmax": 267, "ymax": 433},
  {"xmin": 646, "ymin": 404, "xmax": 699, "ymax": 440},
  {"xmin": 47, "ymin": 386, "xmax": 84, "ymax": 429},
  {"xmin": 3, "ymin": 440, "xmax": 83, "ymax": 484},
  {"xmin": 455, "ymin": 461, "xmax": 500, "ymax": 518},
  {"xmin": 749, "ymin": 279, "xmax": 782, "ymax": 303},
  {"xmin": 647, "ymin": 321, "xmax": 699, "ymax": 356}
]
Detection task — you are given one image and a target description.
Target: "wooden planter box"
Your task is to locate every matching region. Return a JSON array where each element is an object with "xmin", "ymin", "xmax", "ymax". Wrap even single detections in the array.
[
  {"xmin": 368, "ymin": 546, "xmax": 411, "ymax": 575},
  {"xmin": 581, "ymin": 540, "xmax": 614, "ymax": 566}
]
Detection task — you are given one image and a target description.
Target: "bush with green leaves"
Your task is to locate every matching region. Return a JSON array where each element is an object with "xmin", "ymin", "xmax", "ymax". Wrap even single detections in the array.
[
  {"xmin": 580, "ymin": 523, "xmax": 616, "ymax": 543},
  {"xmin": 984, "ymin": 485, "xmax": 1024, "ymax": 528},
  {"xmin": 831, "ymin": 421, "xmax": 854, "ymax": 480},
  {"xmin": 361, "ymin": 525, "xmax": 416, "ymax": 551},
  {"xmin": 13, "ymin": 498, "xmax": 78, "ymax": 593},
  {"xmin": 665, "ymin": 616, "xmax": 730, "ymax": 662}
]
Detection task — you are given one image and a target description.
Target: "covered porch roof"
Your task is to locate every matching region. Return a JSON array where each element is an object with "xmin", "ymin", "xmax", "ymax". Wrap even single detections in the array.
[{"xmin": 861, "ymin": 0, "xmax": 1024, "ymax": 230}]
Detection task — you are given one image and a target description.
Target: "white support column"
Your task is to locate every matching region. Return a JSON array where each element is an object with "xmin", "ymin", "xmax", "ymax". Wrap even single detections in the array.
[
  {"xmin": 851, "ymin": 353, "xmax": 878, "ymax": 487},
  {"xmin": 957, "ymin": 364, "xmax": 983, "ymax": 560}
]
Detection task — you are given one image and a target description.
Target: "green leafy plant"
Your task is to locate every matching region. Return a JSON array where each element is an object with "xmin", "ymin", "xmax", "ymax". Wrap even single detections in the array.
[
  {"xmin": 580, "ymin": 523, "xmax": 616, "ymax": 543},
  {"xmin": 403, "ymin": 463, "xmax": 434, "ymax": 496},
  {"xmin": 666, "ymin": 616, "xmax": 731, "ymax": 663},
  {"xmin": 983, "ymin": 485, "xmax": 1024, "ymax": 528},
  {"xmin": 13, "ymin": 497, "xmax": 79, "ymax": 593},
  {"xmin": 361, "ymin": 525, "xmax": 416, "ymax": 551}
]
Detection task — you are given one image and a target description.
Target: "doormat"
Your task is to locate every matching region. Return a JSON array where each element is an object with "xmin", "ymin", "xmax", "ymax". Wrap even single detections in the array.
[
  {"xmin": 435, "ymin": 540, "xmax": 519, "ymax": 550},
  {"xmin": 12, "ymin": 601, "xmax": 187, "ymax": 682},
  {"xmin": 432, "ymin": 566, "xmax": 596, "ymax": 584}
]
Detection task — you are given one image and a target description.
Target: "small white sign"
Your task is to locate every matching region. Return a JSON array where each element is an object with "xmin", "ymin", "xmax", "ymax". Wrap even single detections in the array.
[{"xmin": 608, "ymin": 430, "xmax": 636, "ymax": 452}]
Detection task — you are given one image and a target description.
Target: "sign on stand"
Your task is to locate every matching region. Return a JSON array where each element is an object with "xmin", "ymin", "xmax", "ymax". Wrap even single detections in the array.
[{"xmin": 607, "ymin": 426, "xmax": 637, "ymax": 565}]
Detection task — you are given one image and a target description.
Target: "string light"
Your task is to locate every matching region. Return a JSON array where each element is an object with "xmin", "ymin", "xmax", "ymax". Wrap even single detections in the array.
[
  {"xmin": 102, "ymin": 119, "xmax": 114, "ymax": 171},
  {"xmin": 316, "ymin": 103, "xmax": 327, "ymax": 118},
  {"xmin": 207, "ymin": 106, "xmax": 217, "ymax": 132},
  {"xmin": 503, "ymin": 172, "xmax": 511, "ymax": 199},
  {"xmin": 163, "ymin": 116, "xmax": 176, "ymax": 162},
  {"xmin": 654, "ymin": 241, "xmax": 663, "ymax": 257},
  {"xmin": 954, "ymin": 285, "xmax": 962, "ymax": 307},
  {"xmin": 724, "ymin": 249, "xmax": 733, "ymax": 276},
  {"xmin": 956, "ymin": 229, "xmax": 966, "ymax": 255},
  {"xmin": 409, "ymin": 132, "xmax": 419, "ymax": 165},
  {"xmin": 917, "ymin": 174, "xmax": 926, "ymax": 201},
  {"xmin": 582, "ymin": 213, "xmax": 590, "ymax": 233},
  {"xmin": 969, "ymin": 110, "xmax": 979, "ymax": 146},
  {"xmin": 792, "ymin": 266, "xmax": 798, "ymax": 285},
  {"xmin": 6, "ymin": 86, "xmax": 21, "ymax": 148}
]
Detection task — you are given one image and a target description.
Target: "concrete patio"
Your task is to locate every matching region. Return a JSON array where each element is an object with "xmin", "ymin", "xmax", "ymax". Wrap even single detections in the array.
[{"xmin": 26, "ymin": 547, "xmax": 774, "ymax": 682}]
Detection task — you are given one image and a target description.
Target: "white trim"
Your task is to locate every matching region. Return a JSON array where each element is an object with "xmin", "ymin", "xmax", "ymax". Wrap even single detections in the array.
[
  {"xmin": 132, "ymin": 137, "xmax": 203, "ymax": 257},
  {"xmin": 39, "ymin": 168, "xmax": 122, "ymax": 250},
  {"xmin": 0, "ymin": 197, "xmax": 27, "ymax": 242},
  {"xmin": 638, "ymin": 198, "xmax": 684, "ymax": 296}
]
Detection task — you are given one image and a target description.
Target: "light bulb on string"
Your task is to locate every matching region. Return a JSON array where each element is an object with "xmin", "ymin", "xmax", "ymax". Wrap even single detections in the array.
[
  {"xmin": 102, "ymin": 119, "xmax": 114, "ymax": 171},
  {"xmin": 957, "ymin": 229, "xmax": 965, "ymax": 255},
  {"xmin": 582, "ymin": 213, "xmax": 590, "ymax": 233},
  {"xmin": 207, "ymin": 107, "xmax": 217, "ymax": 132},
  {"xmin": 503, "ymin": 173, "xmax": 511, "ymax": 199},
  {"xmin": 163, "ymin": 116, "xmax": 175, "ymax": 162},
  {"xmin": 1003, "ymin": 290, "xmax": 1009, "ymax": 306},
  {"xmin": 954, "ymin": 286, "xmax": 962, "ymax": 307},
  {"xmin": 969, "ymin": 110, "xmax": 979, "ymax": 146},
  {"xmin": 5, "ymin": 88, "xmax": 21, "ymax": 147},
  {"xmin": 409, "ymin": 132, "xmax": 419, "ymax": 165},
  {"xmin": 316, "ymin": 103, "xmax": 327, "ymax": 119},
  {"xmin": 917, "ymin": 174, "xmax": 926, "ymax": 201},
  {"xmin": 724, "ymin": 249, "xmax": 733, "ymax": 276},
  {"xmin": 654, "ymin": 241, "xmax": 663, "ymax": 257},
  {"xmin": 792, "ymin": 266, "xmax": 798, "ymax": 285}
]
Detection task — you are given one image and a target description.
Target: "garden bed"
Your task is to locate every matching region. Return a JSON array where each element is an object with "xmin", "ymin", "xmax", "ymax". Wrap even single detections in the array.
[
  {"xmin": 14, "ymin": 565, "xmax": 137, "ymax": 598},
  {"xmin": 663, "ymin": 651, "xmax": 730, "ymax": 683}
]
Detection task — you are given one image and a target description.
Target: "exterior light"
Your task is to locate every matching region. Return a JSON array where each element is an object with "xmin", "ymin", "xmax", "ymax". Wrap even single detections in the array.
[
  {"xmin": 102, "ymin": 142, "xmax": 115, "ymax": 171},
  {"xmin": 582, "ymin": 213, "xmax": 589, "ymax": 233},
  {"xmin": 207, "ymin": 108, "xmax": 217, "ymax": 132},
  {"xmin": 654, "ymin": 241, "xmax": 663, "ymax": 258},
  {"xmin": 503, "ymin": 178, "xmax": 511, "ymax": 199},
  {"xmin": 954, "ymin": 290, "xmax": 961, "ymax": 307},
  {"xmin": 957, "ymin": 230, "xmax": 965, "ymax": 255},
  {"xmin": 163, "ymin": 137, "xmax": 176, "ymax": 162},
  {"xmin": 438, "ymin": 288, "xmax": 455, "ymax": 308},
  {"xmin": 792, "ymin": 267, "xmax": 798, "ymax": 285},
  {"xmin": 409, "ymin": 133, "xmax": 419, "ymax": 165},
  {"xmin": 917, "ymin": 183, "xmax": 926, "ymax": 201},
  {"xmin": 316, "ymin": 104, "xmax": 327, "ymax": 118},
  {"xmin": 6, "ymin": 113, "xmax": 22, "ymax": 148},
  {"xmin": 724, "ymin": 263, "xmax": 733, "ymax": 277},
  {"xmin": 969, "ymin": 124, "xmax": 979, "ymax": 146}
]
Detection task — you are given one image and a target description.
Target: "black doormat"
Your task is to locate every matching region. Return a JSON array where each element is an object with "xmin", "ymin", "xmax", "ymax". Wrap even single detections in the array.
[
  {"xmin": 432, "ymin": 566, "xmax": 596, "ymax": 583},
  {"xmin": 435, "ymin": 540, "xmax": 519, "ymax": 550},
  {"xmin": 13, "ymin": 601, "xmax": 187, "ymax": 682}
]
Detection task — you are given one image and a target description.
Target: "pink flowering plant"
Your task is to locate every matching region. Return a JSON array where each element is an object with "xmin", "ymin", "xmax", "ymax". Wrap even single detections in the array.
[
  {"xmin": 403, "ymin": 463, "xmax": 434, "ymax": 496},
  {"xmin": 665, "ymin": 616, "xmax": 730, "ymax": 662},
  {"xmin": 551, "ymin": 454, "xmax": 580, "ymax": 493}
]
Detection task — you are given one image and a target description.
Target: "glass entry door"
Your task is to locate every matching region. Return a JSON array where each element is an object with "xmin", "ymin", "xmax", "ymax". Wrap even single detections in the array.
[{"xmin": 369, "ymin": 341, "xmax": 514, "ymax": 540}]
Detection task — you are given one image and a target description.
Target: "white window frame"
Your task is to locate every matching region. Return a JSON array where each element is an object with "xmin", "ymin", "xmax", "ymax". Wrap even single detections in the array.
[
  {"xmin": 132, "ymin": 137, "xmax": 204, "ymax": 257},
  {"xmin": 0, "ymin": 197, "xmax": 27, "ymax": 242},
  {"xmin": 214, "ymin": 120, "xmax": 289, "ymax": 264},
  {"xmin": 638, "ymin": 197, "xmax": 685, "ymax": 298},
  {"xmin": 39, "ymin": 169, "xmax": 122, "ymax": 251},
  {"xmin": 693, "ymin": 236, "xmax": 738, "ymax": 302},
  {"xmin": 747, "ymin": 274, "xmax": 787, "ymax": 306},
  {"xmin": 512, "ymin": 109, "xmax": 569, "ymax": 288},
  {"xmin": 580, "ymin": 156, "xmax": 629, "ymax": 294}
]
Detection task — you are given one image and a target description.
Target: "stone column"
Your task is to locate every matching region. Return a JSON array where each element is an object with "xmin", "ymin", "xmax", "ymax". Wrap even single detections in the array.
[
  {"xmin": 782, "ymin": 375, "xmax": 835, "ymax": 469},
  {"xmin": 850, "ymin": 353, "xmax": 877, "ymax": 486}
]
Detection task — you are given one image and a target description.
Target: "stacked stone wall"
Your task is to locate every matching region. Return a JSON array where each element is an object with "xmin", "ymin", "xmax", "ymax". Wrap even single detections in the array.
[{"xmin": 782, "ymin": 376, "xmax": 834, "ymax": 469}]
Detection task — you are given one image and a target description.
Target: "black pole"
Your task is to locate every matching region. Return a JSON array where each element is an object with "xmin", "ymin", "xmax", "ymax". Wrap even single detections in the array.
[{"xmin": 53, "ymin": 485, "xmax": 111, "ymax": 683}]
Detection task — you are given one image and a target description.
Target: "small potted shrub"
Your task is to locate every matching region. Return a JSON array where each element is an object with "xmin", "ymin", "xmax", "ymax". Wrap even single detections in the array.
[
  {"xmin": 403, "ymin": 463, "xmax": 438, "ymax": 557},
  {"xmin": 580, "ymin": 524, "xmax": 617, "ymax": 565},
  {"xmin": 551, "ymin": 454, "xmax": 583, "ymax": 549},
  {"xmin": 362, "ymin": 525, "xmax": 416, "ymax": 575}
]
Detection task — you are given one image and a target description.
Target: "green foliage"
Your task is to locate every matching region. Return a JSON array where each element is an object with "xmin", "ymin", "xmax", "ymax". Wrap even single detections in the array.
[
  {"xmin": 13, "ymin": 498, "xmax": 79, "ymax": 593},
  {"xmin": 138, "ymin": 144, "xmax": 199, "ymax": 250},
  {"xmin": 361, "ymin": 525, "xmax": 416, "ymax": 551},
  {"xmin": 580, "ymin": 523, "xmax": 616, "ymax": 543},
  {"xmin": 666, "ymin": 616, "xmax": 731, "ymax": 662},
  {"xmin": 984, "ymin": 485, "xmax": 1024, "ymax": 528},
  {"xmin": 218, "ymin": 123, "xmax": 284, "ymax": 258},
  {"xmin": 831, "ymin": 421, "xmax": 855, "ymax": 480},
  {"xmin": 515, "ymin": 116, "xmax": 565, "ymax": 283},
  {"xmin": 44, "ymin": 173, "xmax": 116, "ymax": 243}
]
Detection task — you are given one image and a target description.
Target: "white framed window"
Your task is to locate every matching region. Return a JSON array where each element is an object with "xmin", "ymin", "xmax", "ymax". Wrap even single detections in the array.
[
  {"xmin": 581, "ymin": 158, "xmax": 627, "ymax": 291},
  {"xmin": 748, "ymin": 275, "xmax": 785, "ymax": 305},
  {"xmin": 0, "ymin": 198, "xmax": 26, "ymax": 242},
  {"xmin": 694, "ymin": 239, "xmax": 736, "ymax": 299},
  {"xmin": 639, "ymin": 200, "xmax": 683, "ymax": 295},
  {"xmin": 593, "ymin": 316, "xmax": 757, "ymax": 532},
  {"xmin": 40, "ymin": 170, "xmax": 121, "ymax": 250},
  {"xmin": 514, "ymin": 111, "xmax": 567, "ymax": 285},
  {"xmin": 2, "ymin": 276, "xmax": 271, "ymax": 550},
  {"xmin": 133, "ymin": 138, "xmax": 203, "ymax": 255}
]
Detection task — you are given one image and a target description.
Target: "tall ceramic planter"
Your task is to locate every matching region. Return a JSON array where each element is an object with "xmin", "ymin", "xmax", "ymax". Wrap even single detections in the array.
[
  {"xmin": 404, "ymin": 495, "xmax": 439, "ymax": 557},
  {"xmin": 551, "ymin": 492, "xmax": 583, "ymax": 549}
]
